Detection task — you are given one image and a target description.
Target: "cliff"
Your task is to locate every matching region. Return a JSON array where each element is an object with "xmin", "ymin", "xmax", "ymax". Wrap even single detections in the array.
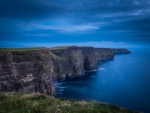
[
  {"xmin": 0, "ymin": 48, "xmax": 55, "ymax": 96},
  {"xmin": 0, "ymin": 46, "xmax": 130, "ymax": 95},
  {"xmin": 112, "ymin": 48, "xmax": 131, "ymax": 54}
]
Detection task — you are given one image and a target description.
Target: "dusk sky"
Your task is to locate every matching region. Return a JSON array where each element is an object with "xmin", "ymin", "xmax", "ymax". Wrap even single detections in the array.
[{"xmin": 0, "ymin": 0, "xmax": 150, "ymax": 48}]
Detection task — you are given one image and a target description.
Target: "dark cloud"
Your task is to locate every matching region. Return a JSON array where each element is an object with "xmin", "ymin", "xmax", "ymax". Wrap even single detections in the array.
[
  {"xmin": 0, "ymin": 0, "xmax": 150, "ymax": 47},
  {"xmin": 63, "ymin": 0, "xmax": 150, "ymax": 22},
  {"xmin": 1, "ymin": 0, "xmax": 150, "ymax": 20},
  {"xmin": 0, "ymin": 0, "xmax": 65, "ymax": 19}
]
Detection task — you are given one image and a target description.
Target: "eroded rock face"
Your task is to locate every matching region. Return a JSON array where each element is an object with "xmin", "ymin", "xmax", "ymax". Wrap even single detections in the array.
[
  {"xmin": 0, "ymin": 49, "xmax": 55, "ymax": 96},
  {"xmin": 0, "ymin": 46, "xmax": 130, "ymax": 95},
  {"xmin": 51, "ymin": 47, "xmax": 117, "ymax": 80}
]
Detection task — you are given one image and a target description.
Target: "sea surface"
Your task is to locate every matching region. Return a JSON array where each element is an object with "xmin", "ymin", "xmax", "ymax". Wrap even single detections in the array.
[{"xmin": 54, "ymin": 48, "xmax": 150, "ymax": 113}]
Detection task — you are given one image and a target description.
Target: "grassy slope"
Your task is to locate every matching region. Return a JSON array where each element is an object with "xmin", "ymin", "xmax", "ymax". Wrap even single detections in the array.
[{"xmin": 0, "ymin": 93, "xmax": 140, "ymax": 113}]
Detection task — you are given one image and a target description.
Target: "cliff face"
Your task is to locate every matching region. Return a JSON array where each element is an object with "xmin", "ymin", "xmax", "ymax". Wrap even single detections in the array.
[
  {"xmin": 0, "ymin": 46, "xmax": 130, "ymax": 95},
  {"xmin": 51, "ymin": 47, "xmax": 115, "ymax": 80},
  {"xmin": 112, "ymin": 48, "xmax": 131, "ymax": 54},
  {"xmin": 0, "ymin": 49, "xmax": 55, "ymax": 96}
]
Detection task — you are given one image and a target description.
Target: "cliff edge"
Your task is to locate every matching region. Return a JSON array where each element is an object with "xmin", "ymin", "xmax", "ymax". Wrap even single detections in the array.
[{"xmin": 0, "ymin": 46, "xmax": 130, "ymax": 95}]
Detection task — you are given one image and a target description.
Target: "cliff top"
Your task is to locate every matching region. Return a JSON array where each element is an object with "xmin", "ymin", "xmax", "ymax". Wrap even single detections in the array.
[
  {"xmin": 0, "ymin": 47, "xmax": 47, "ymax": 53},
  {"xmin": 0, "ymin": 46, "xmax": 130, "ymax": 54},
  {"xmin": 49, "ymin": 46, "xmax": 95, "ymax": 50},
  {"xmin": 0, "ymin": 46, "xmax": 93, "ymax": 53}
]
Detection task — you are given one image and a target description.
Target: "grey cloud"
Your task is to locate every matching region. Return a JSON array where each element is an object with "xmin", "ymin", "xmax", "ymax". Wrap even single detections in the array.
[
  {"xmin": 1, "ymin": 0, "xmax": 150, "ymax": 21},
  {"xmin": 0, "ymin": 0, "xmax": 65, "ymax": 19},
  {"xmin": 0, "ymin": 0, "xmax": 150, "ymax": 44}
]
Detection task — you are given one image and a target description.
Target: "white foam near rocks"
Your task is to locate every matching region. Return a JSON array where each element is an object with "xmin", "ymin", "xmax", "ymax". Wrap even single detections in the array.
[{"xmin": 98, "ymin": 68, "xmax": 105, "ymax": 71}]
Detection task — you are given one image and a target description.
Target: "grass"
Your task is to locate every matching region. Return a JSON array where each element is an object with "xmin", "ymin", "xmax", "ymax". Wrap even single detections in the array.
[
  {"xmin": 0, "ymin": 46, "xmax": 69, "ymax": 53},
  {"xmin": 50, "ymin": 51, "xmax": 62, "ymax": 59},
  {"xmin": 49, "ymin": 51, "xmax": 64, "ymax": 60},
  {"xmin": 0, "ymin": 47, "xmax": 46, "ymax": 53},
  {"xmin": 49, "ymin": 46, "xmax": 93, "ymax": 51},
  {"xmin": 0, "ymin": 92, "xmax": 141, "ymax": 113},
  {"xmin": 49, "ymin": 46, "xmax": 70, "ymax": 50}
]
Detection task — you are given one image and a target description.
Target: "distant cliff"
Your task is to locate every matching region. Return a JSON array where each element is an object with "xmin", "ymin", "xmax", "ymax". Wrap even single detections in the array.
[{"xmin": 0, "ymin": 46, "xmax": 130, "ymax": 95}]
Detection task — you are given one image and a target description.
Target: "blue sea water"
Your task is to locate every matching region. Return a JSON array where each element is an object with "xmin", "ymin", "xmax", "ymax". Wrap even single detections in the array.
[{"xmin": 54, "ymin": 48, "xmax": 150, "ymax": 113}]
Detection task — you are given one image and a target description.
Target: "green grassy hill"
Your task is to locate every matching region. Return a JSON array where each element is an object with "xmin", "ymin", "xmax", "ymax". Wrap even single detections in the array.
[{"xmin": 0, "ymin": 93, "xmax": 140, "ymax": 113}]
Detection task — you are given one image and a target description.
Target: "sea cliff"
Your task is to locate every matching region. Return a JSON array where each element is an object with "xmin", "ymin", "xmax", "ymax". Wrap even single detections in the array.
[{"xmin": 0, "ymin": 46, "xmax": 130, "ymax": 95}]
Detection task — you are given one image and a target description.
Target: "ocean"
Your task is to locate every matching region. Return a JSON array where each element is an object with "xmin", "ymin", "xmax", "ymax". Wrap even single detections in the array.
[{"xmin": 54, "ymin": 48, "xmax": 150, "ymax": 113}]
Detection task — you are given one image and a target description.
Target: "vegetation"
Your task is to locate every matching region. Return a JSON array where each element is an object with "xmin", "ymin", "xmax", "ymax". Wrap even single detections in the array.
[
  {"xmin": 0, "ymin": 92, "xmax": 140, "ymax": 113},
  {"xmin": 49, "ymin": 46, "xmax": 70, "ymax": 50},
  {"xmin": 0, "ymin": 47, "xmax": 46, "ymax": 53},
  {"xmin": 49, "ymin": 51, "xmax": 64, "ymax": 60},
  {"xmin": 0, "ymin": 46, "xmax": 70, "ymax": 53},
  {"xmin": 68, "ymin": 52, "xmax": 78, "ymax": 63}
]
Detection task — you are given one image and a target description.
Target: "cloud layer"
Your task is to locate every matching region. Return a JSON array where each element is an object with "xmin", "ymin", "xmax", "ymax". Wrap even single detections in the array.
[{"xmin": 0, "ymin": 0, "xmax": 150, "ymax": 47}]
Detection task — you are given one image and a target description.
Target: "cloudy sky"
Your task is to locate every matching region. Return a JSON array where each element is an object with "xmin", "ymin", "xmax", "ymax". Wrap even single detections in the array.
[{"xmin": 0, "ymin": 0, "xmax": 150, "ymax": 48}]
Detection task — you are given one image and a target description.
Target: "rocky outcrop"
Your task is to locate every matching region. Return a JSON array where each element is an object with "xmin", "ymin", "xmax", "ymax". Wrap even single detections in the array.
[{"xmin": 0, "ymin": 46, "xmax": 130, "ymax": 95}]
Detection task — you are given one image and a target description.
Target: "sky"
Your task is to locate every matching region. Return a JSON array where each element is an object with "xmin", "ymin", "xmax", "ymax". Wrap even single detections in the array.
[{"xmin": 0, "ymin": 0, "xmax": 150, "ymax": 48}]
